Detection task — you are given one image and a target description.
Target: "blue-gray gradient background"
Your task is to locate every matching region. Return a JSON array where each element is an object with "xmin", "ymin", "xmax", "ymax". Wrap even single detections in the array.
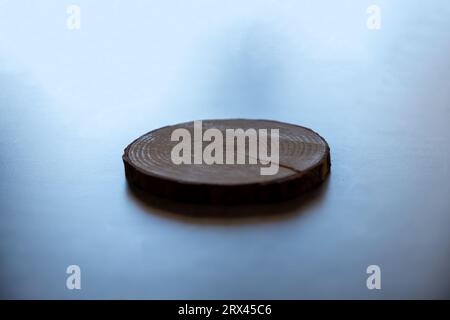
[{"xmin": 1, "ymin": 0, "xmax": 450, "ymax": 299}]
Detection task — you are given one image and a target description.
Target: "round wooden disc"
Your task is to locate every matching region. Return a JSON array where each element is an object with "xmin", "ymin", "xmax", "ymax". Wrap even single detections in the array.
[{"xmin": 123, "ymin": 119, "xmax": 330, "ymax": 204}]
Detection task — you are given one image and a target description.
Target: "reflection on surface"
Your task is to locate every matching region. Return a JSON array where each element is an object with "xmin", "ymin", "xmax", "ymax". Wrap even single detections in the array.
[{"xmin": 125, "ymin": 177, "xmax": 330, "ymax": 224}]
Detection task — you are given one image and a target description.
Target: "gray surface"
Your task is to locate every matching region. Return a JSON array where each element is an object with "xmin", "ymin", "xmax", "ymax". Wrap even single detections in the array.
[{"xmin": 1, "ymin": 0, "xmax": 449, "ymax": 299}]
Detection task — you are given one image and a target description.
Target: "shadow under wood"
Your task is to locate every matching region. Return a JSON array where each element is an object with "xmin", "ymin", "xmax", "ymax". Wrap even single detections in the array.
[{"xmin": 125, "ymin": 177, "xmax": 330, "ymax": 225}]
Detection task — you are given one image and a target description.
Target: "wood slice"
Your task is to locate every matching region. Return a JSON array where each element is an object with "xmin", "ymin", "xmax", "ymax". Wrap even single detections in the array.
[{"xmin": 123, "ymin": 119, "xmax": 331, "ymax": 204}]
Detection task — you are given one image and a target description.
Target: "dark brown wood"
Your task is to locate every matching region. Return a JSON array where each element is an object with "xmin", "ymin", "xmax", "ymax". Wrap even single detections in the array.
[{"xmin": 123, "ymin": 119, "xmax": 331, "ymax": 204}]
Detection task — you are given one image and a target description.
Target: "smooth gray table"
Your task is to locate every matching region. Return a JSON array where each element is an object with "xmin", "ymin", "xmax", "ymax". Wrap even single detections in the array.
[{"xmin": 1, "ymin": 0, "xmax": 449, "ymax": 299}]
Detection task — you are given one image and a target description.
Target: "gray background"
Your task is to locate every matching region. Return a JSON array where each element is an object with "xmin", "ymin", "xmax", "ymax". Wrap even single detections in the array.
[{"xmin": 1, "ymin": 0, "xmax": 449, "ymax": 299}]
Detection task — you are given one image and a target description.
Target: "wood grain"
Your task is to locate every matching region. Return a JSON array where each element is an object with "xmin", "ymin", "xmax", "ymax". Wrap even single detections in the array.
[{"xmin": 123, "ymin": 119, "xmax": 331, "ymax": 204}]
